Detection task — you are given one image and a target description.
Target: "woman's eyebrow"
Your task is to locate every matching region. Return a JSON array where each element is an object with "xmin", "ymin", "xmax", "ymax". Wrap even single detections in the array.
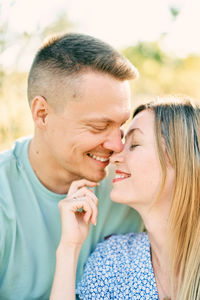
[{"xmin": 125, "ymin": 128, "xmax": 144, "ymax": 140}]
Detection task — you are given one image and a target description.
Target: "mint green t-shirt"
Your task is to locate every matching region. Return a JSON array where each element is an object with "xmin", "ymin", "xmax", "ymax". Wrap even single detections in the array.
[{"xmin": 0, "ymin": 137, "xmax": 141, "ymax": 299}]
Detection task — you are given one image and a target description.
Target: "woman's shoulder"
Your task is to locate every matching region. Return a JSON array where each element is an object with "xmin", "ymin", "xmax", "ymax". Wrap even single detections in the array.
[
  {"xmin": 94, "ymin": 231, "xmax": 149, "ymax": 257},
  {"xmin": 79, "ymin": 232, "xmax": 150, "ymax": 281},
  {"xmin": 78, "ymin": 232, "xmax": 149, "ymax": 278},
  {"xmin": 104, "ymin": 231, "xmax": 148, "ymax": 245}
]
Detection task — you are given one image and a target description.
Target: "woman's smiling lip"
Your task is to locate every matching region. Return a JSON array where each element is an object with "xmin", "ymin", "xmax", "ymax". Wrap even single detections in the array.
[{"xmin": 112, "ymin": 169, "xmax": 131, "ymax": 183}]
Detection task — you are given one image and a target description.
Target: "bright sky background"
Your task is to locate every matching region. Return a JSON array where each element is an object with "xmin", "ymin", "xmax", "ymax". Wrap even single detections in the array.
[{"xmin": 1, "ymin": 0, "xmax": 200, "ymax": 71}]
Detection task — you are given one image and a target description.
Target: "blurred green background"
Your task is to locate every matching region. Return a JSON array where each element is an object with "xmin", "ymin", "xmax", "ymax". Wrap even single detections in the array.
[{"xmin": 1, "ymin": 0, "xmax": 200, "ymax": 150}]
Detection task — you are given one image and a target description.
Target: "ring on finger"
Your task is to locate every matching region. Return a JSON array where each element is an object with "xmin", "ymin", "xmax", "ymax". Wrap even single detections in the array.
[{"xmin": 73, "ymin": 196, "xmax": 85, "ymax": 212}]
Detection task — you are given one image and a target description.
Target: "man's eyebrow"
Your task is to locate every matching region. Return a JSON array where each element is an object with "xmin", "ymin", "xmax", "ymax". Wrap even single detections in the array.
[
  {"xmin": 83, "ymin": 117, "xmax": 113, "ymax": 123},
  {"xmin": 125, "ymin": 128, "xmax": 144, "ymax": 140},
  {"xmin": 82, "ymin": 117, "xmax": 127, "ymax": 125}
]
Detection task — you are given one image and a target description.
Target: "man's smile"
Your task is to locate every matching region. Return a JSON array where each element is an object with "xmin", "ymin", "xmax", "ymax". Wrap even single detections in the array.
[{"xmin": 87, "ymin": 153, "xmax": 110, "ymax": 164}]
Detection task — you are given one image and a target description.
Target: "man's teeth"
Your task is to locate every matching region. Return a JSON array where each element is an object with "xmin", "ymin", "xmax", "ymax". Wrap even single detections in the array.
[{"xmin": 88, "ymin": 153, "xmax": 109, "ymax": 162}]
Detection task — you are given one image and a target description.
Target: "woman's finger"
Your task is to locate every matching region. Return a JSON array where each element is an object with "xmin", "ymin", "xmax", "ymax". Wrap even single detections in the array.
[
  {"xmin": 68, "ymin": 187, "xmax": 98, "ymax": 206},
  {"xmin": 71, "ymin": 195, "xmax": 98, "ymax": 226},
  {"xmin": 84, "ymin": 195, "xmax": 98, "ymax": 225},
  {"xmin": 59, "ymin": 197, "xmax": 93, "ymax": 225},
  {"xmin": 60, "ymin": 194, "xmax": 98, "ymax": 226},
  {"xmin": 68, "ymin": 179, "xmax": 98, "ymax": 196}
]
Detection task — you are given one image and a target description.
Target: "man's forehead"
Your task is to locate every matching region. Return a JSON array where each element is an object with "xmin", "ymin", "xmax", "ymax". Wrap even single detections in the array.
[{"xmin": 63, "ymin": 71, "xmax": 131, "ymax": 122}]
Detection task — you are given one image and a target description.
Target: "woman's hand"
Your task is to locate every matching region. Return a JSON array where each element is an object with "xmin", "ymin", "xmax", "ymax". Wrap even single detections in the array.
[
  {"xmin": 58, "ymin": 179, "xmax": 99, "ymax": 248},
  {"xmin": 51, "ymin": 179, "xmax": 98, "ymax": 300}
]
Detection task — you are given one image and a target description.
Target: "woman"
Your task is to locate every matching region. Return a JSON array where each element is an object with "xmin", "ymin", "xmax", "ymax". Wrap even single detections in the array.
[{"xmin": 50, "ymin": 96, "xmax": 200, "ymax": 300}]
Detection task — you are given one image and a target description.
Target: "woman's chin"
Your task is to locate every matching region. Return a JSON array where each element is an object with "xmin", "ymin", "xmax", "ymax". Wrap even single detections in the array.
[{"xmin": 110, "ymin": 190, "xmax": 122, "ymax": 203}]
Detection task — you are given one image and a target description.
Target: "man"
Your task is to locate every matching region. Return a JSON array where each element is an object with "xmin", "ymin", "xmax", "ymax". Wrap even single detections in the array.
[{"xmin": 0, "ymin": 33, "xmax": 141, "ymax": 299}]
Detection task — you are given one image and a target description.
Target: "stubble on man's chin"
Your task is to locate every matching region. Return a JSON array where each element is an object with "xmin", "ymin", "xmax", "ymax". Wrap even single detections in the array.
[{"xmin": 86, "ymin": 166, "xmax": 109, "ymax": 183}]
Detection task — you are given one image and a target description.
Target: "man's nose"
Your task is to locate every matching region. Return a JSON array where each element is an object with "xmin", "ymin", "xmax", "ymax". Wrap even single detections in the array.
[{"xmin": 103, "ymin": 129, "xmax": 124, "ymax": 153}]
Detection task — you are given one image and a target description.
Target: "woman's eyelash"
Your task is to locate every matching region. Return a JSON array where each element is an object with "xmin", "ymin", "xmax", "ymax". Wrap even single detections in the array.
[{"xmin": 129, "ymin": 144, "xmax": 139, "ymax": 150}]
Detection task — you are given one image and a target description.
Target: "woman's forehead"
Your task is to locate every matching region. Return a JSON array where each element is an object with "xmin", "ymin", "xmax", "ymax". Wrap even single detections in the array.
[{"xmin": 126, "ymin": 109, "xmax": 154, "ymax": 136}]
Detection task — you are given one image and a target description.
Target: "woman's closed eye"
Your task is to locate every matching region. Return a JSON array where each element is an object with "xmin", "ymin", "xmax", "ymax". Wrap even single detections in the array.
[{"xmin": 129, "ymin": 144, "xmax": 139, "ymax": 150}]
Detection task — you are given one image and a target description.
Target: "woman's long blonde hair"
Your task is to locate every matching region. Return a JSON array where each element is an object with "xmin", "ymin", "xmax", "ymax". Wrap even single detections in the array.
[{"xmin": 133, "ymin": 96, "xmax": 200, "ymax": 300}]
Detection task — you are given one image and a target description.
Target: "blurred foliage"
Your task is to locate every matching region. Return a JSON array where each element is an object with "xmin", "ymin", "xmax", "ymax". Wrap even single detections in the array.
[
  {"xmin": 170, "ymin": 6, "xmax": 180, "ymax": 20},
  {"xmin": 0, "ymin": 72, "xmax": 33, "ymax": 150},
  {"xmin": 41, "ymin": 13, "xmax": 73, "ymax": 40},
  {"xmin": 122, "ymin": 42, "xmax": 200, "ymax": 109}
]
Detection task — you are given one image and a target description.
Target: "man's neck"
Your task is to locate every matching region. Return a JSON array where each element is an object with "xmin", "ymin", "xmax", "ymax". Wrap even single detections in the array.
[{"xmin": 28, "ymin": 137, "xmax": 80, "ymax": 194}]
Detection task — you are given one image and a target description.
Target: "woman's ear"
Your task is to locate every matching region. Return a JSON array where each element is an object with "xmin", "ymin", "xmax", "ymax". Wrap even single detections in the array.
[{"xmin": 31, "ymin": 96, "xmax": 49, "ymax": 129}]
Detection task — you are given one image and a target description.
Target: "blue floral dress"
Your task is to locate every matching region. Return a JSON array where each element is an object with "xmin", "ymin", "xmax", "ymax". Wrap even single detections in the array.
[{"xmin": 76, "ymin": 232, "xmax": 158, "ymax": 299}]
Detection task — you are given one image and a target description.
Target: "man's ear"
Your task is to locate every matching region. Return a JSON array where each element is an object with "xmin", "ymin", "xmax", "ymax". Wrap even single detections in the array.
[{"xmin": 31, "ymin": 96, "xmax": 49, "ymax": 129}]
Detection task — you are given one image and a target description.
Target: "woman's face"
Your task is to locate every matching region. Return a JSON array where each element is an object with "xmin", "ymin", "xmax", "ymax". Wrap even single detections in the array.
[{"xmin": 110, "ymin": 109, "xmax": 174, "ymax": 210}]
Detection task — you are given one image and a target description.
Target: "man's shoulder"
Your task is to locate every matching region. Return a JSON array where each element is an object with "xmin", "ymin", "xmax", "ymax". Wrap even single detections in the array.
[
  {"xmin": 0, "ymin": 136, "xmax": 31, "ymax": 168},
  {"xmin": 0, "ymin": 147, "xmax": 14, "ymax": 167},
  {"xmin": 0, "ymin": 136, "xmax": 32, "ymax": 203}
]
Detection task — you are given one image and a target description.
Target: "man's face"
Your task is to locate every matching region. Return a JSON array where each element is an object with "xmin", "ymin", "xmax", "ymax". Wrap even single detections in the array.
[{"xmin": 43, "ymin": 72, "xmax": 131, "ymax": 182}]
